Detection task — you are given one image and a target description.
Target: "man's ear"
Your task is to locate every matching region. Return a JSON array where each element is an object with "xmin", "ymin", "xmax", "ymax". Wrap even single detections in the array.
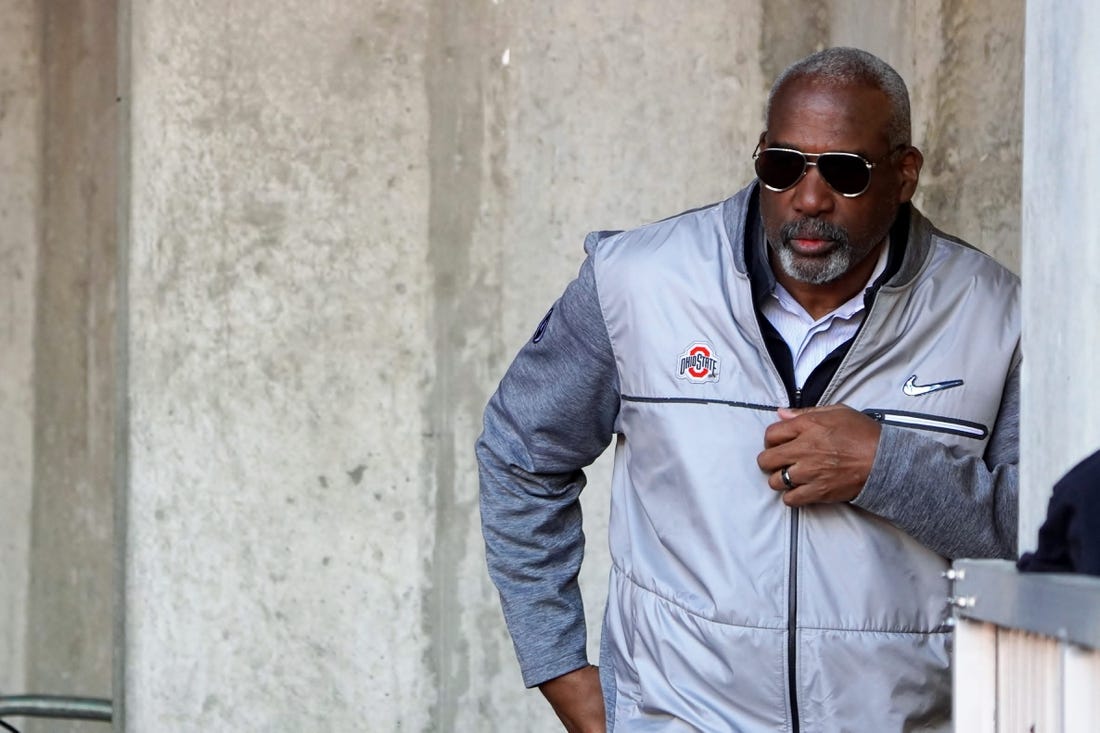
[{"xmin": 897, "ymin": 146, "xmax": 923, "ymax": 203}]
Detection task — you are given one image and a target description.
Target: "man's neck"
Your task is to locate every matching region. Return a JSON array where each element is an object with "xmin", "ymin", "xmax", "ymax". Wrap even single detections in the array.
[{"xmin": 770, "ymin": 240, "xmax": 887, "ymax": 321}]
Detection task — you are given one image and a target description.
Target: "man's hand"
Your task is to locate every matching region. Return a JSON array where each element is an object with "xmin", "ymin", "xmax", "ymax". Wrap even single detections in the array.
[
  {"xmin": 756, "ymin": 405, "xmax": 881, "ymax": 506},
  {"xmin": 539, "ymin": 665, "xmax": 606, "ymax": 733}
]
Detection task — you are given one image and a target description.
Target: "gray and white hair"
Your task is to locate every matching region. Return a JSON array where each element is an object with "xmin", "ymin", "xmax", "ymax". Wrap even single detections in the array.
[{"xmin": 766, "ymin": 47, "xmax": 912, "ymax": 149}]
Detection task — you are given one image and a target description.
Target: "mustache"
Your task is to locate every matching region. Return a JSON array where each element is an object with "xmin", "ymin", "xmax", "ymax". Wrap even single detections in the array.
[{"xmin": 780, "ymin": 218, "xmax": 849, "ymax": 245}]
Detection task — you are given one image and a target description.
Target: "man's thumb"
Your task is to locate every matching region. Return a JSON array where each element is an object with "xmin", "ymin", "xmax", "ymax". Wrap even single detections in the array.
[{"xmin": 777, "ymin": 407, "xmax": 803, "ymax": 420}]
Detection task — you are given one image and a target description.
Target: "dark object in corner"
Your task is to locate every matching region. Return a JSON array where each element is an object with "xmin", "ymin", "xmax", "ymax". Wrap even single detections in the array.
[{"xmin": 1018, "ymin": 448, "xmax": 1100, "ymax": 576}]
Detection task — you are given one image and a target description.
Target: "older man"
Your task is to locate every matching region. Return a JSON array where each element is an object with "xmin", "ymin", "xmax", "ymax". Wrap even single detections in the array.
[{"xmin": 477, "ymin": 47, "xmax": 1019, "ymax": 732}]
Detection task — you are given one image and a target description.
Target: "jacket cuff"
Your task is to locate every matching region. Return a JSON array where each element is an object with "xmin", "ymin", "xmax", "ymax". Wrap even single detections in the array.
[
  {"xmin": 851, "ymin": 424, "xmax": 914, "ymax": 516},
  {"xmin": 521, "ymin": 651, "xmax": 591, "ymax": 689}
]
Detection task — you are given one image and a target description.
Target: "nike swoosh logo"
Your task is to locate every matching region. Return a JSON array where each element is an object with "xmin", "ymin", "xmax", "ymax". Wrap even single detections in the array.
[{"xmin": 902, "ymin": 375, "xmax": 964, "ymax": 397}]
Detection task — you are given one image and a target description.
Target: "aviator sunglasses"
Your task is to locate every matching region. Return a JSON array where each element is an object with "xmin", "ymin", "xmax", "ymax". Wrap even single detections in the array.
[{"xmin": 753, "ymin": 143, "xmax": 900, "ymax": 198}]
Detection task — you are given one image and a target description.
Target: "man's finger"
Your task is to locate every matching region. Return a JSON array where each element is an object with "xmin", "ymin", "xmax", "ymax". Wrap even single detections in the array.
[
  {"xmin": 781, "ymin": 484, "xmax": 816, "ymax": 506},
  {"xmin": 757, "ymin": 444, "xmax": 800, "ymax": 473},
  {"xmin": 777, "ymin": 471, "xmax": 832, "ymax": 505},
  {"xmin": 762, "ymin": 415, "xmax": 802, "ymax": 448},
  {"xmin": 764, "ymin": 465, "xmax": 793, "ymax": 492}
]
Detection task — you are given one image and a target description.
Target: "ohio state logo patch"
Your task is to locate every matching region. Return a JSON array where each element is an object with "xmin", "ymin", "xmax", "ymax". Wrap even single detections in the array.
[{"xmin": 677, "ymin": 342, "xmax": 720, "ymax": 383}]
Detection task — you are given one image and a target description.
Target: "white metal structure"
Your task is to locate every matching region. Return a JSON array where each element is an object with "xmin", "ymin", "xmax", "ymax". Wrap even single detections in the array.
[{"xmin": 952, "ymin": 560, "xmax": 1100, "ymax": 731}]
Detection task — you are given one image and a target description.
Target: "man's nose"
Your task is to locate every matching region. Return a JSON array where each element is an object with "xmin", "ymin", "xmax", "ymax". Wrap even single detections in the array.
[{"xmin": 791, "ymin": 164, "xmax": 836, "ymax": 216}]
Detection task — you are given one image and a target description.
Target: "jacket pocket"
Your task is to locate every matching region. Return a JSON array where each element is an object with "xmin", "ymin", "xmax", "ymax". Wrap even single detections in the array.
[{"xmin": 861, "ymin": 408, "xmax": 988, "ymax": 440}]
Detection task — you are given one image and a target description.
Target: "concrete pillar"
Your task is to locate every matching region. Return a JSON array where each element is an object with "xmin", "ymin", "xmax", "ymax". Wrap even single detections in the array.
[
  {"xmin": 0, "ymin": 0, "xmax": 41, "ymax": 701},
  {"xmin": 1019, "ymin": 2, "xmax": 1100, "ymax": 550},
  {"xmin": 830, "ymin": 0, "xmax": 1025, "ymax": 272},
  {"xmin": 122, "ymin": 2, "xmax": 439, "ymax": 729},
  {"xmin": 0, "ymin": 4, "xmax": 118, "ymax": 731},
  {"xmin": 23, "ymin": 2, "xmax": 119, "ymax": 730}
]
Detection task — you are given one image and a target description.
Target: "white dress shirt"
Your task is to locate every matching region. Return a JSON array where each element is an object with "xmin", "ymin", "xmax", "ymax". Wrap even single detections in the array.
[{"xmin": 760, "ymin": 243, "xmax": 889, "ymax": 388}]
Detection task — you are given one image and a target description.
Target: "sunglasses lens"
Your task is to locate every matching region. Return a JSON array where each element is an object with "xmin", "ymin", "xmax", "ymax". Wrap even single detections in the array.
[
  {"xmin": 755, "ymin": 149, "xmax": 806, "ymax": 191},
  {"xmin": 817, "ymin": 154, "xmax": 871, "ymax": 196}
]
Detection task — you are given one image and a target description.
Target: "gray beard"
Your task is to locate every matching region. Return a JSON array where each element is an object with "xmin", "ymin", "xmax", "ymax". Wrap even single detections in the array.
[
  {"xmin": 771, "ymin": 218, "xmax": 855, "ymax": 285},
  {"xmin": 773, "ymin": 242, "xmax": 853, "ymax": 284}
]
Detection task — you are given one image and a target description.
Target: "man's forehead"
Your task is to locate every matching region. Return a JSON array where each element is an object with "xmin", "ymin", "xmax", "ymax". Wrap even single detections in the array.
[
  {"xmin": 766, "ymin": 77, "xmax": 892, "ymax": 148},
  {"xmin": 770, "ymin": 75, "xmax": 889, "ymax": 114}
]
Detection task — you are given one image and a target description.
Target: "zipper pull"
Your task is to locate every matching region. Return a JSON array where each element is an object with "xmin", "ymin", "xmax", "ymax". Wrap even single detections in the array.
[{"xmin": 792, "ymin": 388, "xmax": 802, "ymax": 408}]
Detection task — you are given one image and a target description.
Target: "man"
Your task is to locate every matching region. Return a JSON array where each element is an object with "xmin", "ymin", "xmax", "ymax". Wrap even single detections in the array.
[{"xmin": 477, "ymin": 47, "xmax": 1019, "ymax": 732}]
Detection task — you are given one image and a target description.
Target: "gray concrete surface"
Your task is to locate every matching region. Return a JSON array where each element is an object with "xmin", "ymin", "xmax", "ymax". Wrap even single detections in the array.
[
  {"xmin": 0, "ymin": 0, "xmax": 40, "ymax": 702},
  {"xmin": 21, "ymin": 3, "xmax": 120, "ymax": 732},
  {"xmin": 0, "ymin": 1, "xmax": 1034, "ymax": 731},
  {"xmin": 123, "ymin": 2, "xmax": 439, "ymax": 730},
  {"xmin": 1019, "ymin": 2, "xmax": 1100, "ymax": 551},
  {"xmin": 831, "ymin": 1, "xmax": 1024, "ymax": 273},
  {"xmin": 0, "ymin": 5, "xmax": 118, "ymax": 732}
]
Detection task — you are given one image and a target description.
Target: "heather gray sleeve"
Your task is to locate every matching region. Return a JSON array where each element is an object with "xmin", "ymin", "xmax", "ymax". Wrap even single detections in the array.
[
  {"xmin": 476, "ymin": 246, "xmax": 619, "ymax": 688},
  {"xmin": 853, "ymin": 356, "xmax": 1020, "ymax": 560}
]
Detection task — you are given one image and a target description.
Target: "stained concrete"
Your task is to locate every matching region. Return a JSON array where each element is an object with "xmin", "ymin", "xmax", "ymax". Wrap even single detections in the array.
[
  {"xmin": 423, "ymin": 4, "xmax": 491, "ymax": 727},
  {"xmin": 0, "ymin": 0, "xmax": 40, "ymax": 702},
  {"xmin": 1019, "ymin": 2, "xmax": 1100, "ymax": 550},
  {"xmin": 22, "ymin": 2, "xmax": 119, "ymax": 731},
  {"xmin": 123, "ymin": 1, "xmax": 437, "ymax": 730},
  {"xmin": 0, "ymin": 3, "xmax": 118, "ymax": 731},
  {"xmin": 830, "ymin": 0, "xmax": 1024, "ymax": 273}
]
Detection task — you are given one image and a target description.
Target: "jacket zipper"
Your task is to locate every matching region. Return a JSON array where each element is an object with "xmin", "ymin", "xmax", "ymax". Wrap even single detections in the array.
[
  {"xmin": 768, "ymin": 237, "xmax": 903, "ymax": 733},
  {"xmin": 787, "ymin": 388, "xmax": 802, "ymax": 733}
]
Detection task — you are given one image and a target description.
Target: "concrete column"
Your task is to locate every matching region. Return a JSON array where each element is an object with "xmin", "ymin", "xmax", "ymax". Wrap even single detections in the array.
[
  {"xmin": 122, "ymin": 2, "xmax": 439, "ymax": 729},
  {"xmin": 0, "ymin": 0, "xmax": 41, "ymax": 700},
  {"xmin": 1019, "ymin": 2, "xmax": 1100, "ymax": 550},
  {"xmin": 23, "ymin": 2, "xmax": 119, "ymax": 730},
  {"xmin": 830, "ymin": 0, "xmax": 1025, "ymax": 272}
]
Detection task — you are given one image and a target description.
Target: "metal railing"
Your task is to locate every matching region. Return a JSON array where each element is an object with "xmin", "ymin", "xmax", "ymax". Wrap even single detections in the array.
[
  {"xmin": 0, "ymin": 695, "xmax": 112, "ymax": 731},
  {"xmin": 951, "ymin": 559, "xmax": 1100, "ymax": 732}
]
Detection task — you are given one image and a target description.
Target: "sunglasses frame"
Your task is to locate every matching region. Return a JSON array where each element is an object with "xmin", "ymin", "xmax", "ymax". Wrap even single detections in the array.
[{"xmin": 752, "ymin": 143, "xmax": 882, "ymax": 198}]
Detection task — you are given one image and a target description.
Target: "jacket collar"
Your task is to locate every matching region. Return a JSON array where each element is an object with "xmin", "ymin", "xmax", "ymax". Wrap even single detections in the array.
[{"xmin": 722, "ymin": 181, "xmax": 926, "ymax": 306}]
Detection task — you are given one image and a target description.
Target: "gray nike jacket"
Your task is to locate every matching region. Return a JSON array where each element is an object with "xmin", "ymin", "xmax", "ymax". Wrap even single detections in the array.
[{"xmin": 477, "ymin": 182, "xmax": 1021, "ymax": 732}]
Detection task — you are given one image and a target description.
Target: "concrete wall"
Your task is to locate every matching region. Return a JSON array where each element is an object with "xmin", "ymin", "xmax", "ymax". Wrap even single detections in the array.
[
  {"xmin": 0, "ymin": 0, "xmax": 40, "ymax": 701},
  {"xmin": 121, "ymin": 2, "xmax": 1026, "ymax": 731},
  {"xmin": 0, "ymin": 1, "xmax": 1029, "ymax": 731},
  {"xmin": 123, "ymin": 2, "xmax": 438, "ymax": 729},
  {"xmin": 831, "ymin": 1, "xmax": 1024, "ymax": 272},
  {"xmin": 1019, "ymin": 2, "xmax": 1100, "ymax": 550}
]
